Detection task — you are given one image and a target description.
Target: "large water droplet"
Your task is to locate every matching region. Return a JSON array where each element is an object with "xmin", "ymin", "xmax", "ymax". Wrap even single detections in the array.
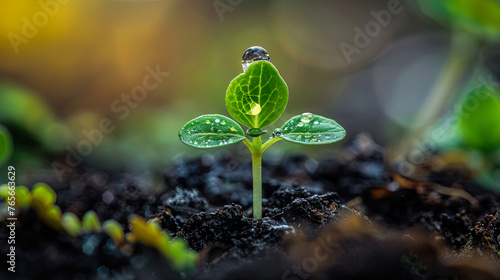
[
  {"xmin": 300, "ymin": 113, "xmax": 314, "ymax": 123},
  {"xmin": 272, "ymin": 128, "xmax": 283, "ymax": 138},
  {"xmin": 242, "ymin": 46, "xmax": 270, "ymax": 72},
  {"xmin": 248, "ymin": 103, "xmax": 261, "ymax": 115}
]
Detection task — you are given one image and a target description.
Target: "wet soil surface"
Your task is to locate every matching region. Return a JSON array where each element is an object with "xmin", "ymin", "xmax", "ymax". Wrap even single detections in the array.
[{"xmin": 2, "ymin": 134, "xmax": 500, "ymax": 279}]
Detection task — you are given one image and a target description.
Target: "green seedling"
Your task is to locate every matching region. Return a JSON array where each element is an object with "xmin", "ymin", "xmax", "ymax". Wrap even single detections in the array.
[
  {"xmin": 0, "ymin": 182, "xmax": 197, "ymax": 272},
  {"xmin": 102, "ymin": 219, "xmax": 124, "ymax": 246},
  {"xmin": 40, "ymin": 205, "xmax": 63, "ymax": 230},
  {"xmin": 14, "ymin": 186, "xmax": 32, "ymax": 209},
  {"xmin": 82, "ymin": 210, "xmax": 101, "ymax": 232},
  {"xmin": 61, "ymin": 212, "xmax": 82, "ymax": 237},
  {"xmin": 179, "ymin": 46, "xmax": 346, "ymax": 219},
  {"xmin": 31, "ymin": 182, "xmax": 56, "ymax": 211},
  {"xmin": 129, "ymin": 215, "xmax": 197, "ymax": 272}
]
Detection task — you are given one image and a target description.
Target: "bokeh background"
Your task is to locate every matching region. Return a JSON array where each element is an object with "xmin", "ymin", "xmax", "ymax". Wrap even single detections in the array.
[{"xmin": 1, "ymin": 0, "xmax": 499, "ymax": 185}]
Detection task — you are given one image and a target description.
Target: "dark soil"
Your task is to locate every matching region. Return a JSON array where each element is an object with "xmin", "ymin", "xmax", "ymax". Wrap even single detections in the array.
[{"xmin": 2, "ymin": 134, "xmax": 500, "ymax": 279}]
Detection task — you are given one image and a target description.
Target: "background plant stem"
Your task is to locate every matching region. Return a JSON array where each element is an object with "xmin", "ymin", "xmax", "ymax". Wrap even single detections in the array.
[
  {"xmin": 414, "ymin": 32, "xmax": 477, "ymax": 130},
  {"xmin": 392, "ymin": 32, "xmax": 478, "ymax": 167}
]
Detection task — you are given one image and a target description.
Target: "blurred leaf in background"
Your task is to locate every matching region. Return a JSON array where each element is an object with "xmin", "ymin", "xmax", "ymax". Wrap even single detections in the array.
[
  {"xmin": 0, "ymin": 125, "xmax": 13, "ymax": 166},
  {"xmin": 0, "ymin": 80, "xmax": 70, "ymax": 152},
  {"xmin": 457, "ymin": 85, "xmax": 500, "ymax": 153},
  {"xmin": 420, "ymin": 0, "xmax": 500, "ymax": 40}
]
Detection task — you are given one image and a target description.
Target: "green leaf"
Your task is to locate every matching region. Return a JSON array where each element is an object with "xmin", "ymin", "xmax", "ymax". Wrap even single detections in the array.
[
  {"xmin": 39, "ymin": 205, "xmax": 63, "ymax": 230},
  {"xmin": 279, "ymin": 113, "xmax": 346, "ymax": 145},
  {"xmin": 458, "ymin": 86, "xmax": 500, "ymax": 152},
  {"xmin": 82, "ymin": 210, "xmax": 101, "ymax": 232},
  {"xmin": 31, "ymin": 182, "xmax": 56, "ymax": 210},
  {"xmin": 62, "ymin": 212, "xmax": 82, "ymax": 237},
  {"xmin": 0, "ymin": 125, "xmax": 12, "ymax": 166},
  {"xmin": 179, "ymin": 114, "xmax": 246, "ymax": 148},
  {"xmin": 225, "ymin": 61, "xmax": 288, "ymax": 129},
  {"xmin": 15, "ymin": 186, "xmax": 31, "ymax": 208},
  {"xmin": 103, "ymin": 219, "xmax": 124, "ymax": 245}
]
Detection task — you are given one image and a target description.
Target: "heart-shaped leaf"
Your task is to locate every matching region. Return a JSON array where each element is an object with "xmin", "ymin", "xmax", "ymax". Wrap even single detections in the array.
[
  {"xmin": 279, "ymin": 113, "xmax": 346, "ymax": 145},
  {"xmin": 225, "ymin": 61, "xmax": 288, "ymax": 129},
  {"xmin": 179, "ymin": 114, "xmax": 246, "ymax": 149}
]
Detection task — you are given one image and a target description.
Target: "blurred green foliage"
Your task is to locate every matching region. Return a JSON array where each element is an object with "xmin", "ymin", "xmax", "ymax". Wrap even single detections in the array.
[
  {"xmin": 0, "ymin": 182, "xmax": 198, "ymax": 272},
  {"xmin": 0, "ymin": 80, "xmax": 69, "ymax": 152},
  {"xmin": 420, "ymin": 0, "xmax": 500, "ymax": 40},
  {"xmin": 458, "ymin": 86, "xmax": 500, "ymax": 153},
  {"xmin": 0, "ymin": 125, "xmax": 12, "ymax": 166}
]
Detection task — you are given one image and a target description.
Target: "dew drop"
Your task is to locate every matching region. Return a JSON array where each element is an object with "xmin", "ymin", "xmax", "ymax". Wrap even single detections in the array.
[
  {"xmin": 242, "ymin": 46, "xmax": 270, "ymax": 72},
  {"xmin": 248, "ymin": 103, "xmax": 261, "ymax": 115},
  {"xmin": 221, "ymin": 120, "xmax": 226, "ymax": 125},
  {"xmin": 205, "ymin": 120, "xmax": 211, "ymax": 124},
  {"xmin": 297, "ymin": 122, "xmax": 304, "ymax": 127},
  {"xmin": 272, "ymin": 128, "xmax": 283, "ymax": 138},
  {"xmin": 230, "ymin": 127, "xmax": 237, "ymax": 132},
  {"xmin": 313, "ymin": 121, "xmax": 319, "ymax": 125},
  {"xmin": 300, "ymin": 113, "xmax": 314, "ymax": 123},
  {"xmin": 194, "ymin": 141, "xmax": 198, "ymax": 145},
  {"xmin": 215, "ymin": 119, "xmax": 220, "ymax": 123}
]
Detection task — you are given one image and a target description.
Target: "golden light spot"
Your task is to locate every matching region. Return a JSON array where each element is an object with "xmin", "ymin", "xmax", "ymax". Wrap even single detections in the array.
[{"xmin": 248, "ymin": 103, "xmax": 261, "ymax": 115}]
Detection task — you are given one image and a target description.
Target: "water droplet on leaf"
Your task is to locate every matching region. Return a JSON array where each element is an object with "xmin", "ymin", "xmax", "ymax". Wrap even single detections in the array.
[
  {"xmin": 242, "ymin": 46, "xmax": 270, "ymax": 72},
  {"xmin": 272, "ymin": 128, "xmax": 283, "ymax": 138},
  {"xmin": 205, "ymin": 120, "xmax": 211, "ymax": 124},
  {"xmin": 300, "ymin": 113, "xmax": 314, "ymax": 123},
  {"xmin": 230, "ymin": 127, "xmax": 237, "ymax": 132},
  {"xmin": 297, "ymin": 122, "xmax": 304, "ymax": 127},
  {"xmin": 221, "ymin": 120, "xmax": 226, "ymax": 125},
  {"xmin": 313, "ymin": 121, "xmax": 319, "ymax": 125},
  {"xmin": 215, "ymin": 119, "xmax": 220, "ymax": 123}
]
